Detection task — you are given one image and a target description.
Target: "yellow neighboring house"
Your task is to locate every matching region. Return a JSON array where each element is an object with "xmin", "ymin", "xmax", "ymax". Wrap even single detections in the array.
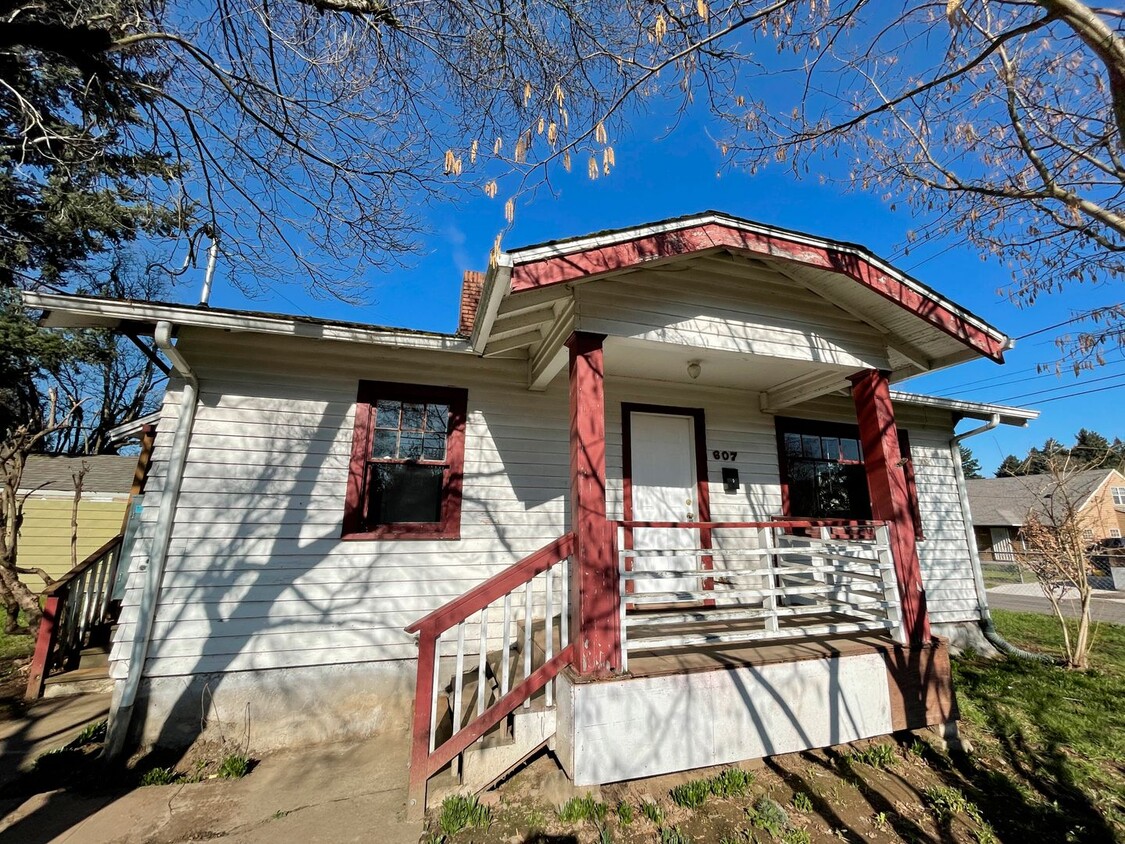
[{"xmin": 17, "ymin": 454, "xmax": 136, "ymax": 592}]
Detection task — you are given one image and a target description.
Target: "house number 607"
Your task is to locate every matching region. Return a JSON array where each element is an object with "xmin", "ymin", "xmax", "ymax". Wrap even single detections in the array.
[{"xmin": 712, "ymin": 450, "xmax": 738, "ymax": 461}]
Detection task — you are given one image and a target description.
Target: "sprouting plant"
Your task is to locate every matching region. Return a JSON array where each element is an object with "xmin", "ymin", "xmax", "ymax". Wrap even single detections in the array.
[
  {"xmin": 659, "ymin": 826, "xmax": 691, "ymax": 844},
  {"xmin": 557, "ymin": 794, "xmax": 608, "ymax": 824},
  {"xmin": 924, "ymin": 785, "xmax": 981, "ymax": 823},
  {"xmin": 640, "ymin": 800, "xmax": 665, "ymax": 825},
  {"xmin": 975, "ymin": 822, "xmax": 999, "ymax": 844},
  {"xmin": 218, "ymin": 753, "xmax": 251, "ymax": 779},
  {"xmin": 74, "ymin": 720, "xmax": 107, "ymax": 746},
  {"xmin": 438, "ymin": 794, "xmax": 492, "ymax": 837},
  {"xmin": 791, "ymin": 792, "xmax": 813, "ymax": 813},
  {"xmin": 139, "ymin": 766, "xmax": 180, "ymax": 786},
  {"xmin": 781, "ymin": 829, "xmax": 811, "ymax": 844},
  {"xmin": 711, "ymin": 767, "xmax": 755, "ymax": 798},
  {"xmin": 596, "ymin": 822, "xmax": 613, "ymax": 844},
  {"xmin": 670, "ymin": 778, "xmax": 711, "ymax": 809},
  {"xmin": 847, "ymin": 743, "xmax": 897, "ymax": 770},
  {"xmin": 616, "ymin": 800, "xmax": 634, "ymax": 825},
  {"xmin": 872, "ymin": 811, "xmax": 888, "ymax": 830},
  {"xmin": 748, "ymin": 797, "xmax": 789, "ymax": 837},
  {"xmin": 909, "ymin": 739, "xmax": 928, "ymax": 759}
]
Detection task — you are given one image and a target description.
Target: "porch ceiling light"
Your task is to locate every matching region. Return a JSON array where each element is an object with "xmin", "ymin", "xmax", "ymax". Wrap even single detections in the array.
[{"xmin": 687, "ymin": 360, "xmax": 702, "ymax": 380}]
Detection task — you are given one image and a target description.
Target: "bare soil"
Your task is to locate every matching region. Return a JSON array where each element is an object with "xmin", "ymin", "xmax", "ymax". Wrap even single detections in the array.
[{"xmin": 427, "ymin": 734, "xmax": 1022, "ymax": 843}]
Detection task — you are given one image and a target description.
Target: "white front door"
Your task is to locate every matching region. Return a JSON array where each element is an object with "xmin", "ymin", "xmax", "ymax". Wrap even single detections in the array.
[{"xmin": 629, "ymin": 412, "xmax": 700, "ymax": 595}]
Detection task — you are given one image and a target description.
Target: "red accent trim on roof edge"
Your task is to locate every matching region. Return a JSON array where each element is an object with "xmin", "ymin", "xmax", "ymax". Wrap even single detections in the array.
[{"xmin": 509, "ymin": 221, "xmax": 1005, "ymax": 363}]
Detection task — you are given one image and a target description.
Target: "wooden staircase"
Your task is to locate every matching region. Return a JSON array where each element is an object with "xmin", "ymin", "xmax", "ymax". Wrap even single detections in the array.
[
  {"xmin": 25, "ymin": 535, "xmax": 124, "ymax": 700},
  {"xmin": 405, "ymin": 534, "xmax": 575, "ymax": 817}
]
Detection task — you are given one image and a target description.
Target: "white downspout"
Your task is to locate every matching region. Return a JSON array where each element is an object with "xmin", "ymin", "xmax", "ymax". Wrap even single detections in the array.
[
  {"xmin": 950, "ymin": 416, "xmax": 1053, "ymax": 662},
  {"xmin": 104, "ymin": 321, "xmax": 200, "ymax": 759}
]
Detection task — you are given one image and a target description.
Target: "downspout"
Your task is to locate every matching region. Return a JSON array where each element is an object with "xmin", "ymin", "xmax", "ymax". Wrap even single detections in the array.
[
  {"xmin": 104, "ymin": 321, "xmax": 200, "ymax": 758},
  {"xmin": 951, "ymin": 415, "xmax": 1052, "ymax": 662}
]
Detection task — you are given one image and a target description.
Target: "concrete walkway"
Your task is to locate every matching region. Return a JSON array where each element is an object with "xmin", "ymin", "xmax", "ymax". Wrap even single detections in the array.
[
  {"xmin": 0, "ymin": 694, "xmax": 423, "ymax": 844},
  {"xmin": 987, "ymin": 582, "xmax": 1125, "ymax": 625},
  {"xmin": 0, "ymin": 693, "xmax": 111, "ymax": 789}
]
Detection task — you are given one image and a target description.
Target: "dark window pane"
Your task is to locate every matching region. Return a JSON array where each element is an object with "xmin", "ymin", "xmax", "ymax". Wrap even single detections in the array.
[
  {"xmin": 426, "ymin": 404, "xmax": 449, "ymax": 433},
  {"xmin": 844, "ymin": 465, "xmax": 873, "ymax": 519},
  {"xmin": 802, "ymin": 435, "xmax": 822, "ymax": 459},
  {"xmin": 401, "ymin": 403, "xmax": 425, "ymax": 431},
  {"xmin": 375, "ymin": 400, "xmax": 401, "ymax": 429},
  {"xmin": 787, "ymin": 460, "xmax": 818, "ymax": 516},
  {"xmin": 784, "ymin": 433, "xmax": 803, "ymax": 457},
  {"xmin": 422, "ymin": 434, "xmax": 446, "ymax": 461},
  {"xmin": 399, "ymin": 432, "xmax": 424, "ymax": 460},
  {"xmin": 821, "ymin": 437, "xmax": 840, "ymax": 461},
  {"xmin": 840, "ymin": 438, "xmax": 861, "ymax": 462},
  {"xmin": 366, "ymin": 463, "xmax": 443, "ymax": 525},
  {"xmin": 372, "ymin": 429, "xmax": 398, "ymax": 459}
]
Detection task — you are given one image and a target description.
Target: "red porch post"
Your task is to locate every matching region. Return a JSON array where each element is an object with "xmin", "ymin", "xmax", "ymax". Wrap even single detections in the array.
[
  {"xmin": 850, "ymin": 369, "xmax": 931, "ymax": 645},
  {"xmin": 566, "ymin": 331, "xmax": 620, "ymax": 676}
]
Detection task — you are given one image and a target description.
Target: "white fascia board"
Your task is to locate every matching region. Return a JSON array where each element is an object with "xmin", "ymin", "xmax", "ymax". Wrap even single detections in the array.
[
  {"xmin": 507, "ymin": 211, "xmax": 1007, "ymax": 347},
  {"xmin": 469, "ymin": 253, "xmax": 514, "ymax": 353},
  {"xmin": 889, "ymin": 390, "xmax": 1039, "ymax": 426},
  {"xmin": 24, "ymin": 292, "xmax": 472, "ymax": 353}
]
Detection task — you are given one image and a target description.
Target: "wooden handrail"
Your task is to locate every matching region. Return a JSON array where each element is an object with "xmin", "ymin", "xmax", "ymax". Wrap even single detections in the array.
[
  {"xmin": 406, "ymin": 533, "xmax": 575, "ymax": 636},
  {"xmin": 43, "ymin": 534, "xmax": 124, "ymax": 596},
  {"xmin": 406, "ymin": 532, "xmax": 576, "ymax": 815}
]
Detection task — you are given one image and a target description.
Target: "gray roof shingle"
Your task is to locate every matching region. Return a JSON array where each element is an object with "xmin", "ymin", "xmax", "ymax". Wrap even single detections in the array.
[
  {"xmin": 966, "ymin": 470, "xmax": 1121, "ymax": 527},
  {"xmin": 18, "ymin": 455, "xmax": 136, "ymax": 495}
]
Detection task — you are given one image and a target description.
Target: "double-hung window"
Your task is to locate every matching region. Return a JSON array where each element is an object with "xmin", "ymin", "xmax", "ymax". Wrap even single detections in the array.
[
  {"xmin": 775, "ymin": 417, "xmax": 924, "ymax": 539},
  {"xmin": 1112, "ymin": 487, "xmax": 1125, "ymax": 507},
  {"xmin": 343, "ymin": 381, "xmax": 467, "ymax": 540}
]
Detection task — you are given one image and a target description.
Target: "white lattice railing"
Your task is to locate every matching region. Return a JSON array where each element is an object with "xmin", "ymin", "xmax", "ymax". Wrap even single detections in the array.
[{"xmin": 615, "ymin": 520, "xmax": 902, "ymax": 670}]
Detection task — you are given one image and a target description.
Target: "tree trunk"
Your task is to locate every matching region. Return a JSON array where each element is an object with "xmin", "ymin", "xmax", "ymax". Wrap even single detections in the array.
[{"xmin": 0, "ymin": 564, "xmax": 43, "ymax": 630}]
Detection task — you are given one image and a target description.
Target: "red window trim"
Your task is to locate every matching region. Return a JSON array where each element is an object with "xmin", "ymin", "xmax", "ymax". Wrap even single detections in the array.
[
  {"xmin": 343, "ymin": 380, "xmax": 468, "ymax": 541},
  {"xmin": 774, "ymin": 416, "xmax": 924, "ymax": 541}
]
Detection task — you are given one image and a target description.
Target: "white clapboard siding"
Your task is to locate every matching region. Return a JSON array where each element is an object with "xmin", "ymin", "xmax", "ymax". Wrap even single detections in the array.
[
  {"xmin": 575, "ymin": 260, "xmax": 891, "ymax": 371},
  {"xmin": 113, "ymin": 324, "xmax": 980, "ymax": 684}
]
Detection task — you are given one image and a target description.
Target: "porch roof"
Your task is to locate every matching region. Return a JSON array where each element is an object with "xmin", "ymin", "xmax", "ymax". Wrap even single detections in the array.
[{"xmin": 470, "ymin": 211, "xmax": 1011, "ymax": 385}]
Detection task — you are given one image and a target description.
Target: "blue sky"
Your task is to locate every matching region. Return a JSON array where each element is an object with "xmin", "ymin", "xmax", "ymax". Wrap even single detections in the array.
[{"xmin": 203, "ymin": 110, "xmax": 1123, "ymax": 476}]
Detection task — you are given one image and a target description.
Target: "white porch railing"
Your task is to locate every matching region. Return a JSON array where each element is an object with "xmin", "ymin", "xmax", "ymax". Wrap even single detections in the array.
[{"xmin": 614, "ymin": 520, "xmax": 903, "ymax": 670}]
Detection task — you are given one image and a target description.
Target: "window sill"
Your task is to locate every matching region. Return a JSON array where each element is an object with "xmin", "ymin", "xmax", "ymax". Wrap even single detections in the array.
[{"xmin": 341, "ymin": 525, "xmax": 460, "ymax": 542}]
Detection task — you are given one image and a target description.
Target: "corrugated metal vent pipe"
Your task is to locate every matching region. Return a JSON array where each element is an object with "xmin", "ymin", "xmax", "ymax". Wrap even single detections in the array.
[
  {"xmin": 104, "ymin": 320, "xmax": 200, "ymax": 759},
  {"xmin": 950, "ymin": 415, "xmax": 1053, "ymax": 663}
]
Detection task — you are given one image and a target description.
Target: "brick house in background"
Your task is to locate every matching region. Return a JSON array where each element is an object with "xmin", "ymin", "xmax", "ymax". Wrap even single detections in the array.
[{"xmin": 967, "ymin": 469, "xmax": 1125, "ymax": 563}]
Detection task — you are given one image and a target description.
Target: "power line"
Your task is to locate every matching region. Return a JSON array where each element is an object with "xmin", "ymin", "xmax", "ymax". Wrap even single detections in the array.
[
  {"xmin": 925, "ymin": 357, "xmax": 1125, "ymax": 398},
  {"xmin": 995, "ymin": 371, "xmax": 1125, "ymax": 404},
  {"xmin": 1015, "ymin": 381, "xmax": 1125, "ymax": 408},
  {"xmin": 1015, "ymin": 305, "xmax": 1124, "ymax": 341}
]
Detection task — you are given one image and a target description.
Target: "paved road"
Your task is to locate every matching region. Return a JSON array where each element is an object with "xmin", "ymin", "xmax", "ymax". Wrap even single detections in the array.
[{"xmin": 987, "ymin": 584, "xmax": 1125, "ymax": 625}]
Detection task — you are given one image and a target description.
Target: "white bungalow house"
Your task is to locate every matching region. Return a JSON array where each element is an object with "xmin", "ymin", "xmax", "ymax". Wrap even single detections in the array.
[{"xmin": 25, "ymin": 211, "xmax": 1037, "ymax": 812}]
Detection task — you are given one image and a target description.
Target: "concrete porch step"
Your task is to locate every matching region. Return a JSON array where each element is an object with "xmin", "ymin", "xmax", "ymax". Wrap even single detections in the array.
[{"xmin": 43, "ymin": 665, "xmax": 113, "ymax": 699}]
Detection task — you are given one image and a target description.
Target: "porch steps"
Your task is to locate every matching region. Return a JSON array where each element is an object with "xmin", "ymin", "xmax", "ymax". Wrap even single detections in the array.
[{"xmin": 459, "ymin": 701, "xmax": 555, "ymax": 793}]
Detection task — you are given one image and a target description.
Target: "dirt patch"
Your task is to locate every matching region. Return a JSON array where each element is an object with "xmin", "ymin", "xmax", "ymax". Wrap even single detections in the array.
[{"xmin": 426, "ymin": 736, "xmax": 1007, "ymax": 843}]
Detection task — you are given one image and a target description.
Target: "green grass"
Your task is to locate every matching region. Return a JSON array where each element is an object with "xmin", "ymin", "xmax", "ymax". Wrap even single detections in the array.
[
  {"xmin": 952, "ymin": 609, "xmax": 1125, "ymax": 841},
  {"xmin": 0, "ymin": 624, "xmax": 34, "ymax": 662}
]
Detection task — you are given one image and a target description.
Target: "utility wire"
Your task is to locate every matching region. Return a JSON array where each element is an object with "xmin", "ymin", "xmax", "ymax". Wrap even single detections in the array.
[
  {"xmin": 1014, "ymin": 305, "xmax": 1124, "ymax": 341},
  {"xmin": 995, "ymin": 371, "xmax": 1125, "ymax": 404},
  {"xmin": 1015, "ymin": 381, "xmax": 1125, "ymax": 407}
]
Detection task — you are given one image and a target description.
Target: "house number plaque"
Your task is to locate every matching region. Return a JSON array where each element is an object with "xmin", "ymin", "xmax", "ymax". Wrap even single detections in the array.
[{"xmin": 712, "ymin": 450, "xmax": 738, "ymax": 460}]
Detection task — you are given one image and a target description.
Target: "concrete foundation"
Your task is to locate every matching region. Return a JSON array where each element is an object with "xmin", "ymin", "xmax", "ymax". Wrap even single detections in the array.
[
  {"xmin": 120, "ymin": 659, "xmax": 416, "ymax": 753},
  {"xmin": 556, "ymin": 650, "xmax": 893, "ymax": 786}
]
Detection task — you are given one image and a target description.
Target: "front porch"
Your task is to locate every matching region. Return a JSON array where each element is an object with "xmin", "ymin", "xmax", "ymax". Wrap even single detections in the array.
[{"xmin": 404, "ymin": 214, "xmax": 1016, "ymax": 812}]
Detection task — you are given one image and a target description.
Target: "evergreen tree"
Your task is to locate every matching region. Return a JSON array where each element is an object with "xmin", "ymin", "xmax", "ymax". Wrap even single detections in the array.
[
  {"xmin": 997, "ymin": 455, "xmax": 1025, "ymax": 477},
  {"xmin": 960, "ymin": 445, "xmax": 984, "ymax": 479}
]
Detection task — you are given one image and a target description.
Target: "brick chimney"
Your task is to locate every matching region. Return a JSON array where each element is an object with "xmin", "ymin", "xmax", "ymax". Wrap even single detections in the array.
[{"xmin": 458, "ymin": 270, "xmax": 485, "ymax": 337}]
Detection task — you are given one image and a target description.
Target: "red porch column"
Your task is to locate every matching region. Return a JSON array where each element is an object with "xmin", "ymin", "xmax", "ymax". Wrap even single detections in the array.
[
  {"xmin": 566, "ymin": 331, "xmax": 620, "ymax": 676},
  {"xmin": 850, "ymin": 369, "xmax": 931, "ymax": 645}
]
